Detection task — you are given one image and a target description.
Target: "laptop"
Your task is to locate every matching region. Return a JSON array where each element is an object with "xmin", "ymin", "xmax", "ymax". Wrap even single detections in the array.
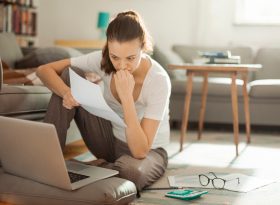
[{"xmin": 0, "ymin": 116, "xmax": 119, "ymax": 190}]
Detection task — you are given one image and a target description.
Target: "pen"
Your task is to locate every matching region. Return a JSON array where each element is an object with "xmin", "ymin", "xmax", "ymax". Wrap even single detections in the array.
[{"xmin": 143, "ymin": 187, "xmax": 183, "ymax": 190}]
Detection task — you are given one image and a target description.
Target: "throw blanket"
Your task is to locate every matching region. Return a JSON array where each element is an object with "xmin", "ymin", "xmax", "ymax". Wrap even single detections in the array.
[
  {"xmin": 2, "ymin": 61, "xmax": 101, "ymax": 86},
  {"xmin": 3, "ymin": 68, "xmax": 43, "ymax": 85},
  {"xmin": 3, "ymin": 68, "xmax": 101, "ymax": 86}
]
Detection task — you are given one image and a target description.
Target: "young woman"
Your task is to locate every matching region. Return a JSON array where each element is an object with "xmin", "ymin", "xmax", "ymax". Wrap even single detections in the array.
[{"xmin": 37, "ymin": 10, "xmax": 171, "ymax": 191}]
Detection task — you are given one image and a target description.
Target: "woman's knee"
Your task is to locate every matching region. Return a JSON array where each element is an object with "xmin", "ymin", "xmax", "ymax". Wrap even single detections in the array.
[
  {"xmin": 60, "ymin": 67, "xmax": 85, "ymax": 85},
  {"xmin": 114, "ymin": 154, "xmax": 168, "ymax": 191},
  {"xmin": 115, "ymin": 155, "xmax": 147, "ymax": 190}
]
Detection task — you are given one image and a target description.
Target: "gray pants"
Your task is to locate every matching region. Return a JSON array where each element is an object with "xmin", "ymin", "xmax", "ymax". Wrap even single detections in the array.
[{"xmin": 44, "ymin": 68, "xmax": 168, "ymax": 191}]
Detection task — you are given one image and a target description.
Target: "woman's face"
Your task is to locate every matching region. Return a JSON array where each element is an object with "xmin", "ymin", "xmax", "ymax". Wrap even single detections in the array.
[{"xmin": 108, "ymin": 38, "xmax": 143, "ymax": 73}]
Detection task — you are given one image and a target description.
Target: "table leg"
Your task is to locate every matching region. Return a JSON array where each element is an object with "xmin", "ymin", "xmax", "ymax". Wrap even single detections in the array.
[
  {"xmin": 180, "ymin": 71, "xmax": 194, "ymax": 152},
  {"xmin": 242, "ymin": 73, "xmax": 251, "ymax": 143},
  {"xmin": 231, "ymin": 72, "xmax": 239, "ymax": 156},
  {"xmin": 198, "ymin": 72, "xmax": 208, "ymax": 140}
]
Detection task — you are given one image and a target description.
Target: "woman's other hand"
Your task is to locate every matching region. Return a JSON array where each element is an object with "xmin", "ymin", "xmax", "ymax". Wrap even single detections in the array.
[
  {"xmin": 114, "ymin": 70, "xmax": 135, "ymax": 102},
  {"xmin": 62, "ymin": 89, "xmax": 80, "ymax": 109}
]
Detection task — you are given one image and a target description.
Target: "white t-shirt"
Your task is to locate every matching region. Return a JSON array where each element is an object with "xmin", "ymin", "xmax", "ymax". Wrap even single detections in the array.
[{"xmin": 70, "ymin": 51, "xmax": 171, "ymax": 149}]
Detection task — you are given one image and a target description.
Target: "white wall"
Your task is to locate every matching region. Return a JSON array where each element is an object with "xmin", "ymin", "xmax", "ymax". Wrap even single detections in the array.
[
  {"xmin": 38, "ymin": 0, "xmax": 280, "ymax": 57},
  {"xmin": 193, "ymin": 0, "xmax": 280, "ymax": 51},
  {"xmin": 38, "ymin": 0, "xmax": 198, "ymax": 59}
]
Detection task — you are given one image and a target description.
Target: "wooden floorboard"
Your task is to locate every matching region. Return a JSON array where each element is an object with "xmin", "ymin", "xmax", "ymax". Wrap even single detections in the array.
[{"xmin": 63, "ymin": 139, "xmax": 89, "ymax": 160}]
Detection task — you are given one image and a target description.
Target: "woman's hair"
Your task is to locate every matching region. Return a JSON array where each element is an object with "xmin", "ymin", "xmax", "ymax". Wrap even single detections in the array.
[{"xmin": 101, "ymin": 10, "xmax": 153, "ymax": 74}]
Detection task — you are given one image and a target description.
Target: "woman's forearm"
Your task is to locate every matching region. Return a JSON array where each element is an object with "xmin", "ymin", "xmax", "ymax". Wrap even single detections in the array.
[
  {"xmin": 37, "ymin": 66, "xmax": 69, "ymax": 97},
  {"xmin": 122, "ymin": 96, "xmax": 150, "ymax": 159},
  {"xmin": 36, "ymin": 59, "xmax": 71, "ymax": 97}
]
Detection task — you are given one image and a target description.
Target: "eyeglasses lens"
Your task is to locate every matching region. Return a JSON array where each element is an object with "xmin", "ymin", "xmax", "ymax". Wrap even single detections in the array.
[
  {"xmin": 212, "ymin": 178, "xmax": 225, "ymax": 189},
  {"xmin": 199, "ymin": 175, "xmax": 209, "ymax": 186}
]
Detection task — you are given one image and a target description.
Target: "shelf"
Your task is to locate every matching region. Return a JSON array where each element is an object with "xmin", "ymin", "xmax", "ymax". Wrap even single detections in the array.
[
  {"xmin": 0, "ymin": 0, "xmax": 38, "ymax": 47},
  {"xmin": 54, "ymin": 39, "xmax": 106, "ymax": 50},
  {"xmin": 0, "ymin": 0, "xmax": 35, "ymax": 8}
]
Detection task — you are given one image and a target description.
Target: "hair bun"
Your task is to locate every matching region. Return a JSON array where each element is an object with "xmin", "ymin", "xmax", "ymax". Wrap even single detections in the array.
[{"xmin": 117, "ymin": 10, "xmax": 137, "ymax": 18}]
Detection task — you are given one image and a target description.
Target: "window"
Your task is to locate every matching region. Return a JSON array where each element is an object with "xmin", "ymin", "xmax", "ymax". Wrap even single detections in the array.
[{"xmin": 235, "ymin": 0, "xmax": 280, "ymax": 25}]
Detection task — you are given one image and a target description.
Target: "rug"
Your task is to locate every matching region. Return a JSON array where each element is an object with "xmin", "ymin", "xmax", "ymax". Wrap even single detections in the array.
[
  {"xmin": 131, "ymin": 166, "xmax": 280, "ymax": 205},
  {"xmin": 130, "ymin": 129, "xmax": 280, "ymax": 205},
  {"xmin": 64, "ymin": 129, "xmax": 280, "ymax": 205}
]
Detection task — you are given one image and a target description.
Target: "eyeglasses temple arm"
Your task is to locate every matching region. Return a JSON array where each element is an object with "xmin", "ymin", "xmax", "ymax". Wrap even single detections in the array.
[
  {"xmin": 226, "ymin": 177, "xmax": 240, "ymax": 184},
  {"xmin": 208, "ymin": 172, "xmax": 218, "ymax": 178}
]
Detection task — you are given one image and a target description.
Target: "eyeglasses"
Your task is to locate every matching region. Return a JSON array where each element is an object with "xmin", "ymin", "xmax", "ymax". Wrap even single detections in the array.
[{"xmin": 199, "ymin": 172, "xmax": 240, "ymax": 189}]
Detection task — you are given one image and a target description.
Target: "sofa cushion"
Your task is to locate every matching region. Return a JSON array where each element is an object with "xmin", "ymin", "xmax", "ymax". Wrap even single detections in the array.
[
  {"xmin": 249, "ymin": 79, "xmax": 280, "ymax": 98},
  {"xmin": 0, "ymin": 85, "xmax": 51, "ymax": 118},
  {"xmin": 152, "ymin": 46, "xmax": 176, "ymax": 78},
  {"xmin": 0, "ymin": 33, "xmax": 24, "ymax": 68},
  {"xmin": 253, "ymin": 48, "xmax": 280, "ymax": 80},
  {"xmin": 151, "ymin": 46, "xmax": 185, "ymax": 80},
  {"xmin": 172, "ymin": 77, "xmax": 244, "ymax": 97},
  {"xmin": 15, "ymin": 47, "xmax": 83, "ymax": 69},
  {"xmin": 0, "ymin": 168, "xmax": 136, "ymax": 205}
]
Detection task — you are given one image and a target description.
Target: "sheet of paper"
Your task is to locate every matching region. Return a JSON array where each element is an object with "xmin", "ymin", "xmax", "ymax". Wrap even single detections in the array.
[
  {"xmin": 168, "ymin": 173, "xmax": 276, "ymax": 193},
  {"xmin": 69, "ymin": 68, "xmax": 126, "ymax": 127}
]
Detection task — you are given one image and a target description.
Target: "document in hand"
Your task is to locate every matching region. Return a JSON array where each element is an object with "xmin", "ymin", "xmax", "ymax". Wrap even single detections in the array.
[{"xmin": 69, "ymin": 68, "xmax": 126, "ymax": 127}]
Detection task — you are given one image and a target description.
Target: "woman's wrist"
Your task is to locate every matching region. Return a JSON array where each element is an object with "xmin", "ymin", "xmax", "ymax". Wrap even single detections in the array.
[
  {"xmin": 120, "ymin": 94, "xmax": 134, "ymax": 105},
  {"xmin": 61, "ymin": 87, "xmax": 71, "ymax": 98}
]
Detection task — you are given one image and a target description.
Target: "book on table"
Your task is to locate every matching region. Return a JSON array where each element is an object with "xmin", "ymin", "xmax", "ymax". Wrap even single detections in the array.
[
  {"xmin": 212, "ymin": 56, "xmax": 241, "ymax": 64},
  {"xmin": 193, "ymin": 50, "xmax": 241, "ymax": 64},
  {"xmin": 198, "ymin": 50, "xmax": 231, "ymax": 59}
]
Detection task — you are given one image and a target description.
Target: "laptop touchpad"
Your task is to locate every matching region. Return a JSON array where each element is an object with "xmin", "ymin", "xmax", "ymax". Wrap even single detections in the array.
[{"xmin": 66, "ymin": 161, "xmax": 90, "ymax": 172}]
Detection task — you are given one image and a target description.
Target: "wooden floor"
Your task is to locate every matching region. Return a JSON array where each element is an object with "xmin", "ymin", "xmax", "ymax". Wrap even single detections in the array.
[
  {"xmin": 0, "ymin": 140, "xmax": 89, "ymax": 205},
  {"xmin": 63, "ymin": 139, "xmax": 89, "ymax": 160},
  {"xmin": 2, "ymin": 128, "xmax": 280, "ymax": 205}
]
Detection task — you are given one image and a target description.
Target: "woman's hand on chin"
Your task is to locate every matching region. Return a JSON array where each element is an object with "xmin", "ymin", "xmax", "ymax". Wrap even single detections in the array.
[{"xmin": 114, "ymin": 70, "xmax": 135, "ymax": 102}]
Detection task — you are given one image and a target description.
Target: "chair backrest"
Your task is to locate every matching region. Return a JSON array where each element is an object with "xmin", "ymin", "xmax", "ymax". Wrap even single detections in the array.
[
  {"xmin": 253, "ymin": 47, "xmax": 280, "ymax": 80},
  {"xmin": 0, "ymin": 32, "xmax": 23, "ymax": 68}
]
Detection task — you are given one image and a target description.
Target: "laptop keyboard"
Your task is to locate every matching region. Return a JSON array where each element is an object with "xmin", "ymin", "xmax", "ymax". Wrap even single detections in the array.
[{"xmin": 68, "ymin": 171, "xmax": 90, "ymax": 183}]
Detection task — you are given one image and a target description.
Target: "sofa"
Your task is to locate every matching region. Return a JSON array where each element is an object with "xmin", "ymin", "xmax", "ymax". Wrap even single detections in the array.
[
  {"xmin": 0, "ymin": 33, "xmax": 52, "ymax": 121},
  {"xmin": 153, "ymin": 45, "xmax": 280, "ymax": 127},
  {"xmin": 0, "ymin": 32, "xmax": 137, "ymax": 205}
]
